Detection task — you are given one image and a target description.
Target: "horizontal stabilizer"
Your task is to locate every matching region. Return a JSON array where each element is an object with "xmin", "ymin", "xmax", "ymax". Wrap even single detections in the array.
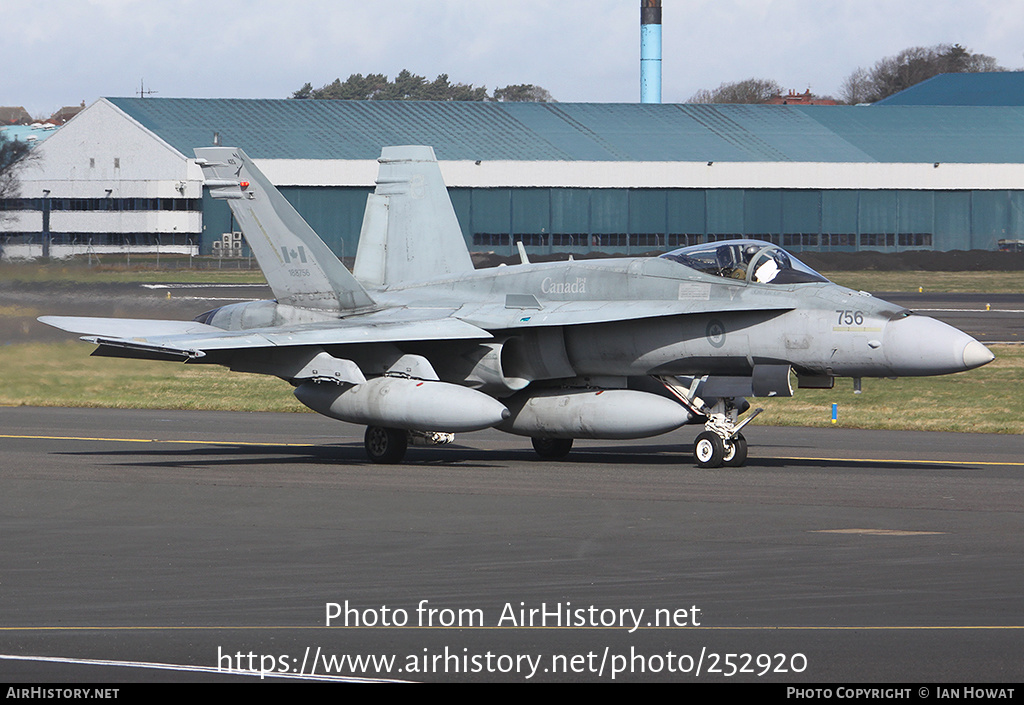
[{"xmin": 38, "ymin": 316, "xmax": 222, "ymax": 338}]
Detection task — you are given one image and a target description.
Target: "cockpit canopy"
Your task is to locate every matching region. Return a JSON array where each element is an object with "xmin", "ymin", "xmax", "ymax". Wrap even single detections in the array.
[{"xmin": 659, "ymin": 240, "xmax": 829, "ymax": 285}]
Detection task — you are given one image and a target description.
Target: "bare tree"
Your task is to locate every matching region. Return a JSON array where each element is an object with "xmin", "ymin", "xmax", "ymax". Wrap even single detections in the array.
[
  {"xmin": 686, "ymin": 78, "xmax": 782, "ymax": 104},
  {"xmin": 839, "ymin": 67, "xmax": 873, "ymax": 105},
  {"xmin": 0, "ymin": 130, "xmax": 40, "ymax": 214}
]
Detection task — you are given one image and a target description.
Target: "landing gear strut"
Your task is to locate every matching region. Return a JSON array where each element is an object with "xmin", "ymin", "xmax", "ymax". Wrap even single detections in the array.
[
  {"xmin": 694, "ymin": 400, "xmax": 759, "ymax": 469},
  {"xmin": 656, "ymin": 376, "xmax": 760, "ymax": 469}
]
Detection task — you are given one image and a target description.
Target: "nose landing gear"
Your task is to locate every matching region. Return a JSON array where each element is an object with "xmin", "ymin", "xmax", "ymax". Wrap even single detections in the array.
[{"xmin": 693, "ymin": 402, "xmax": 761, "ymax": 469}]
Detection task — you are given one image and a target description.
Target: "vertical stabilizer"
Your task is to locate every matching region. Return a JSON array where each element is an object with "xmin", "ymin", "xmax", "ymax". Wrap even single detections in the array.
[
  {"xmin": 195, "ymin": 147, "xmax": 374, "ymax": 312},
  {"xmin": 353, "ymin": 146, "xmax": 474, "ymax": 287}
]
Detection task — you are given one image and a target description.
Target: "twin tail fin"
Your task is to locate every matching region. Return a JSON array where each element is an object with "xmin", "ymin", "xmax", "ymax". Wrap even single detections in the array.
[{"xmin": 195, "ymin": 146, "xmax": 375, "ymax": 312}]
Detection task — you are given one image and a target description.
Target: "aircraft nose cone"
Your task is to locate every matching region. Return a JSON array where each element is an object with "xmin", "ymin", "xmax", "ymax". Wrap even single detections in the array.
[
  {"xmin": 883, "ymin": 315, "xmax": 994, "ymax": 376},
  {"xmin": 962, "ymin": 339, "xmax": 995, "ymax": 370}
]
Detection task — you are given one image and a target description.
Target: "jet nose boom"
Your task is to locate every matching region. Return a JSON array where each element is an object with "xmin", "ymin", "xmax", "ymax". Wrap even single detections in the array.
[{"xmin": 883, "ymin": 315, "xmax": 994, "ymax": 376}]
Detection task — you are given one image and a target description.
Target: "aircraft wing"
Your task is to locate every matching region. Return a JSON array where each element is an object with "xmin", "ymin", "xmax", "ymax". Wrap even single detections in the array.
[
  {"xmin": 41, "ymin": 295, "xmax": 792, "ymax": 360},
  {"xmin": 39, "ymin": 313, "xmax": 493, "ymax": 361}
]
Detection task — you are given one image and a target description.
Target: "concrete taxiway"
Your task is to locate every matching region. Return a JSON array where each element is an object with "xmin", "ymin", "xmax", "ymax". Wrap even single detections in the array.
[{"xmin": 1, "ymin": 406, "xmax": 1022, "ymax": 682}]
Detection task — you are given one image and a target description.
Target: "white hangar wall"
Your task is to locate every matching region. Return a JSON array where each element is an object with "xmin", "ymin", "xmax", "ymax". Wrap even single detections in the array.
[{"xmin": 1, "ymin": 100, "xmax": 204, "ymax": 258}]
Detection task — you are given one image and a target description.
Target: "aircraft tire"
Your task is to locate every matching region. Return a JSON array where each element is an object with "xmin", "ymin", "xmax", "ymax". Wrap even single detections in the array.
[
  {"xmin": 723, "ymin": 433, "xmax": 748, "ymax": 467},
  {"xmin": 532, "ymin": 437, "xmax": 573, "ymax": 460},
  {"xmin": 364, "ymin": 426, "xmax": 408, "ymax": 464},
  {"xmin": 694, "ymin": 431, "xmax": 725, "ymax": 468}
]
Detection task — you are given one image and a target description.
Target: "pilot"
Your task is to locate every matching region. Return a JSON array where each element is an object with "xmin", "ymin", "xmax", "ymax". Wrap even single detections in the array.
[
  {"xmin": 715, "ymin": 244, "xmax": 746, "ymax": 279},
  {"xmin": 753, "ymin": 249, "xmax": 804, "ymax": 284},
  {"xmin": 717, "ymin": 244, "xmax": 762, "ymax": 280}
]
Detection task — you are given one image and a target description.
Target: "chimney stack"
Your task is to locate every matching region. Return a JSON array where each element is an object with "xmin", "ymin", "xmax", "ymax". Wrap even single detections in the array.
[{"xmin": 640, "ymin": 0, "xmax": 662, "ymax": 103}]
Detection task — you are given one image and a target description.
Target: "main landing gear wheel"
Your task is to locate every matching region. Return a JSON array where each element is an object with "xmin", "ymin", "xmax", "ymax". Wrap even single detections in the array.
[
  {"xmin": 531, "ymin": 437, "xmax": 574, "ymax": 460},
  {"xmin": 364, "ymin": 426, "xmax": 408, "ymax": 464},
  {"xmin": 694, "ymin": 431, "xmax": 725, "ymax": 468}
]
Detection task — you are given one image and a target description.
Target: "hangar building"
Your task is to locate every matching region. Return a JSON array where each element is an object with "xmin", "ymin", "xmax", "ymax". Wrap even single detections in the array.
[
  {"xmin": 4, "ymin": 96, "xmax": 1024, "ymax": 259},
  {"xmin": 875, "ymin": 72, "xmax": 1024, "ymax": 107}
]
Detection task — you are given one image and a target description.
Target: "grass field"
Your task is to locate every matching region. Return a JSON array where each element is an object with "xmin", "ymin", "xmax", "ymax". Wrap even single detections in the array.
[
  {"xmin": 1, "ymin": 341, "xmax": 1019, "ymax": 434},
  {"xmin": 754, "ymin": 345, "xmax": 1021, "ymax": 434},
  {"xmin": 0, "ymin": 342, "xmax": 303, "ymax": 413},
  {"xmin": 0, "ymin": 259, "xmax": 267, "ymax": 285},
  {"xmin": 822, "ymin": 270, "xmax": 1024, "ymax": 294}
]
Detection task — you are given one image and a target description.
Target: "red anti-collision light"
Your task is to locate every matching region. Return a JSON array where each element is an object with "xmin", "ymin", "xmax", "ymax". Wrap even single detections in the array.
[{"xmin": 239, "ymin": 181, "xmax": 250, "ymax": 189}]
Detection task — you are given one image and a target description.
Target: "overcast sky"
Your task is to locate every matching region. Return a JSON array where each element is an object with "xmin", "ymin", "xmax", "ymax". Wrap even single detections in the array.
[{"xmin": 6, "ymin": 0, "xmax": 1024, "ymax": 117}]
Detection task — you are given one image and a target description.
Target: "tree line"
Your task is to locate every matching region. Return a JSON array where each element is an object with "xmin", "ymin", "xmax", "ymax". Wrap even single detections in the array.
[
  {"xmin": 293, "ymin": 44, "xmax": 1006, "ymax": 106},
  {"xmin": 291, "ymin": 69, "xmax": 554, "ymax": 102},
  {"xmin": 687, "ymin": 43, "xmax": 1007, "ymax": 105}
]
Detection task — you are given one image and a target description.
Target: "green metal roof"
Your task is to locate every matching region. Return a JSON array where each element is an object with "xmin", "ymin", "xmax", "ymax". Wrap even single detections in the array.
[
  {"xmin": 107, "ymin": 97, "xmax": 1024, "ymax": 164},
  {"xmin": 875, "ymin": 72, "xmax": 1024, "ymax": 106}
]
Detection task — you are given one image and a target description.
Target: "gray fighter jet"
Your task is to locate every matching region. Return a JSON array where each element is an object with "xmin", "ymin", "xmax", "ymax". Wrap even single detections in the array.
[{"xmin": 40, "ymin": 146, "xmax": 995, "ymax": 467}]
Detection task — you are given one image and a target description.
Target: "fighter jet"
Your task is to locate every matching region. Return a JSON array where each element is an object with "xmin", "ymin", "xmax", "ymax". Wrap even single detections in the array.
[{"xmin": 40, "ymin": 146, "xmax": 994, "ymax": 468}]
